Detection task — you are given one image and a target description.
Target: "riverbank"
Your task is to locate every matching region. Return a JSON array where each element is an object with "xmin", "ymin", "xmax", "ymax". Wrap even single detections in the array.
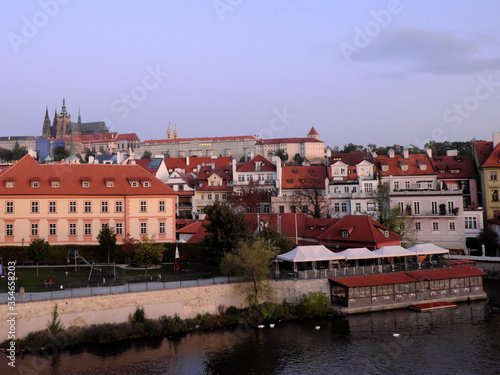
[{"xmin": 1, "ymin": 292, "xmax": 340, "ymax": 353}]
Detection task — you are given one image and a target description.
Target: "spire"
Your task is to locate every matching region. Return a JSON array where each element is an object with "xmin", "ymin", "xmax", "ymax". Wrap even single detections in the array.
[
  {"xmin": 167, "ymin": 123, "xmax": 173, "ymax": 139},
  {"xmin": 42, "ymin": 106, "xmax": 51, "ymax": 138},
  {"xmin": 174, "ymin": 124, "xmax": 179, "ymax": 139},
  {"xmin": 66, "ymin": 129, "xmax": 79, "ymax": 164},
  {"xmin": 78, "ymin": 107, "xmax": 81, "ymax": 124},
  {"xmin": 60, "ymin": 96, "xmax": 68, "ymax": 117},
  {"xmin": 45, "ymin": 106, "xmax": 49, "ymax": 119}
]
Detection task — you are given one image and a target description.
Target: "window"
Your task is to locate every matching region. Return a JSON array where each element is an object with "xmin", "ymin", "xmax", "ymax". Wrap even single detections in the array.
[
  {"xmin": 491, "ymin": 172, "xmax": 497, "ymax": 181},
  {"xmin": 6, "ymin": 224, "xmax": 13, "ymax": 236},
  {"xmin": 238, "ymin": 175, "xmax": 244, "ymax": 182},
  {"xmin": 427, "ymin": 181, "xmax": 433, "ymax": 190},
  {"xmin": 101, "ymin": 223, "xmax": 109, "ymax": 231},
  {"xmin": 208, "ymin": 193, "xmax": 212, "ymax": 200},
  {"xmin": 159, "ymin": 200, "xmax": 165, "ymax": 212},
  {"xmin": 365, "ymin": 183, "xmax": 373, "ymax": 193},
  {"xmin": 84, "ymin": 223, "xmax": 92, "ymax": 235},
  {"xmin": 394, "ymin": 181, "xmax": 399, "ymax": 190},
  {"xmin": 106, "ymin": 180, "xmax": 115, "ymax": 188},
  {"xmin": 222, "ymin": 194, "xmax": 227, "ymax": 200},
  {"xmin": 115, "ymin": 223, "xmax": 123, "ymax": 235},
  {"xmin": 6, "ymin": 201, "xmax": 13, "ymax": 213},
  {"xmin": 31, "ymin": 201, "xmax": 39, "ymax": 213},
  {"xmin": 291, "ymin": 205, "xmax": 297, "ymax": 213},
  {"xmin": 493, "ymin": 190, "xmax": 499, "ymax": 202},
  {"xmin": 341, "ymin": 203, "xmax": 347, "ymax": 212},
  {"xmin": 465, "ymin": 217, "xmax": 477, "ymax": 229},
  {"xmin": 140, "ymin": 201, "xmax": 147, "ymax": 212},
  {"xmin": 355, "ymin": 203, "xmax": 362, "ymax": 212},
  {"xmin": 101, "ymin": 201, "xmax": 108, "ymax": 213},
  {"xmin": 447, "ymin": 202, "xmax": 454, "ymax": 214},
  {"xmin": 31, "ymin": 181, "xmax": 40, "ymax": 188},
  {"xmin": 415, "ymin": 222, "xmax": 421, "ymax": 231},
  {"xmin": 84, "ymin": 201, "xmax": 92, "ymax": 213},
  {"xmin": 210, "ymin": 181, "xmax": 214, "ymax": 186},
  {"xmin": 69, "ymin": 201, "xmax": 77, "ymax": 213},
  {"xmin": 31, "ymin": 223, "xmax": 38, "ymax": 236},
  {"xmin": 344, "ymin": 186, "xmax": 350, "ymax": 193},
  {"xmin": 140, "ymin": 222, "xmax": 147, "ymax": 234},
  {"xmin": 352, "ymin": 187, "xmax": 357, "ymax": 193},
  {"xmin": 342, "ymin": 230, "xmax": 349, "ymax": 238},
  {"xmin": 431, "ymin": 202, "xmax": 438, "ymax": 215},
  {"xmin": 334, "ymin": 203, "xmax": 340, "ymax": 212},
  {"xmin": 82, "ymin": 181, "xmax": 90, "ymax": 188},
  {"xmin": 279, "ymin": 206, "xmax": 284, "ymax": 213},
  {"xmin": 5, "ymin": 181, "xmax": 14, "ymax": 188},
  {"xmin": 405, "ymin": 181, "xmax": 410, "ymax": 190},
  {"xmin": 432, "ymin": 222, "xmax": 439, "ymax": 231},
  {"xmin": 51, "ymin": 181, "xmax": 60, "ymax": 188},
  {"xmin": 49, "ymin": 201, "xmax": 56, "ymax": 213},
  {"xmin": 397, "ymin": 202, "xmax": 404, "ymax": 214},
  {"xmin": 49, "ymin": 223, "xmax": 56, "ymax": 236},
  {"xmin": 449, "ymin": 222, "xmax": 456, "ymax": 231},
  {"xmin": 215, "ymin": 194, "xmax": 219, "ymax": 200},
  {"xmin": 413, "ymin": 202, "xmax": 420, "ymax": 215},
  {"xmin": 201, "ymin": 194, "xmax": 205, "ymax": 200},
  {"xmin": 115, "ymin": 201, "xmax": 123, "ymax": 213},
  {"xmin": 69, "ymin": 223, "xmax": 76, "ymax": 236},
  {"xmin": 159, "ymin": 222, "xmax": 165, "ymax": 234},
  {"xmin": 302, "ymin": 205, "xmax": 308, "ymax": 213}
]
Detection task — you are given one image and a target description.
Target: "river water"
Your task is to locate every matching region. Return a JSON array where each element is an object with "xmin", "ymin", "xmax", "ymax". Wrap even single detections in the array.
[{"xmin": 2, "ymin": 281, "xmax": 499, "ymax": 375}]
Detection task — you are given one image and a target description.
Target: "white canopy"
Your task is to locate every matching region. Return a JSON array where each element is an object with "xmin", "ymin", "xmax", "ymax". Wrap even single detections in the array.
[
  {"xmin": 407, "ymin": 243, "xmax": 449, "ymax": 255},
  {"xmin": 373, "ymin": 246, "xmax": 415, "ymax": 257},
  {"xmin": 276, "ymin": 245, "xmax": 344, "ymax": 262},
  {"xmin": 336, "ymin": 247, "xmax": 382, "ymax": 260}
]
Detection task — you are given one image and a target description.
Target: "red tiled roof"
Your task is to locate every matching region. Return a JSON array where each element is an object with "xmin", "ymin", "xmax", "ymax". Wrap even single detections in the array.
[
  {"xmin": 480, "ymin": 142, "xmax": 500, "ymax": 168},
  {"xmin": 236, "ymin": 155, "xmax": 276, "ymax": 172},
  {"xmin": 281, "ymin": 165, "xmax": 327, "ymax": 189},
  {"xmin": 256, "ymin": 137, "xmax": 322, "ymax": 145},
  {"xmin": 331, "ymin": 272, "xmax": 417, "ymax": 288},
  {"xmin": 317, "ymin": 215, "xmax": 400, "ymax": 246},
  {"xmin": 245, "ymin": 213, "xmax": 308, "ymax": 238},
  {"xmin": 0, "ymin": 154, "xmax": 176, "ymax": 196},
  {"xmin": 79, "ymin": 133, "xmax": 118, "ymax": 142},
  {"xmin": 376, "ymin": 154, "xmax": 436, "ymax": 176},
  {"xmin": 135, "ymin": 159, "xmax": 159, "ymax": 176},
  {"xmin": 163, "ymin": 157, "xmax": 231, "ymax": 172},
  {"xmin": 116, "ymin": 133, "xmax": 140, "ymax": 141},
  {"xmin": 473, "ymin": 141, "xmax": 493, "ymax": 166},
  {"xmin": 405, "ymin": 267, "xmax": 486, "ymax": 281},
  {"xmin": 307, "ymin": 126, "xmax": 319, "ymax": 136},
  {"xmin": 143, "ymin": 136, "xmax": 257, "ymax": 145},
  {"xmin": 430, "ymin": 154, "xmax": 476, "ymax": 179},
  {"xmin": 305, "ymin": 217, "xmax": 340, "ymax": 238},
  {"xmin": 177, "ymin": 221, "xmax": 203, "ymax": 234},
  {"xmin": 328, "ymin": 152, "xmax": 375, "ymax": 166}
]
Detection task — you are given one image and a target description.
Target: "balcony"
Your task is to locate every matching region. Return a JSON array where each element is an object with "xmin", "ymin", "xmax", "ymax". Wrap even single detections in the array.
[{"xmin": 391, "ymin": 189, "xmax": 462, "ymax": 196}]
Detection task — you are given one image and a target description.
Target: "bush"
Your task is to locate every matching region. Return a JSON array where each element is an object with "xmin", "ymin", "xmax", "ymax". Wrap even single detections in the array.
[
  {"xmin": 297, "ymin": 292, "xmax": 334, "ymax": 319},
  {"xmin": 130, "ymin": 306, "xmax": 146, "ymax": 324}
]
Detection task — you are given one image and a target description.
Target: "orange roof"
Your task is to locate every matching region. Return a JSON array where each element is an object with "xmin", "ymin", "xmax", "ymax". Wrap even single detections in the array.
[
  {"xmin": 177, "ymin": 220, "xmax": 203, "ymax": 234},
  {"xmin": 331, "ymin": 272, "xmax": 417, "ymax": 288},
  {"xmin": 163, "ymin": 157, "xmax": 231, "ymax": 172},
  {"xmin": 317, "ymin": 215, "xmax": 400, "ymax": 246},
  {"xmin": 236, "ymin": 155, "xmax": 276, "ymax": 172},
  {"xmin": 116, "ymin": 133, "xmax": 140, "ymax": 141},
  {"xmin": 430, "ymin": 154, "xmax": 476, "ymax": 179},
  {"xmin": 281, "ymin": 165, "xmax": 327, "ymax": 189},
  {"xmin": 143, "ymin": 136, "xmax": 256, "ymax": 145},
  {"xmin": 256, "ymin": 137, "xmax": 322, "ymax": 145},
  {"xmin": 473, "ymin": 141, "xmax": 493, "ymax": 166},
  {"xmin": 79, "ymin": 133, "xmax": 118, "ymax": 142},
  {"xmin": 0, "ymin": 155, "xmax": 176, "ymax": 196},
  {"xmin": 307, "ymin": 127, "xmax": 319, "ymax": 136},
  {"xmin": 328, "ymin": 152, "xmax": 375, "ymax": 166},
  {"xmin": 377, "ymin": 153, "xmax": 436, "ymax": 176},
  {"xmin": 480, "ymin": 142, "xmax": 500, "ymax": 168},
  {"xmin": 405, "ymin": 267, "xmax": 486, "ymax": 281}
]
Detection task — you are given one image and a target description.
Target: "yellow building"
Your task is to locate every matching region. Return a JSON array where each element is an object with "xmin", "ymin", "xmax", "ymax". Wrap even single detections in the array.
[{"xmin": 0, "ymin": 155, "xmax": 177, "ymax": 245}]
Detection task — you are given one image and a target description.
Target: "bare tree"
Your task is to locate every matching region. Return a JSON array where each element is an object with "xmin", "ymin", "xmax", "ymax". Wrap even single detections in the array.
[
  {"xmin": 228, "ymin": 180, "xmax": 271, "ymax": 213},
  {"xmin": 292, "ymin": 176, "xmax": 329, "ymax": 218}
]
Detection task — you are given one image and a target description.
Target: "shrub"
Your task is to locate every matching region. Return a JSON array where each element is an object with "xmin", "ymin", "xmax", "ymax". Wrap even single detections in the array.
[
  {"xmin": 130, "ymin": 306, "xmax": 146, "ymax": 325},
  {"xmin": 297, "ymin": 292, "xmax": 333, "ymax": 319}
]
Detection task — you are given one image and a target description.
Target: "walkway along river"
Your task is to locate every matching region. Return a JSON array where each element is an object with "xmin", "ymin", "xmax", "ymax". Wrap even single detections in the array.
[{"xmin": 1, "ymin": 280, "xmax": 499, "ymax": 375}]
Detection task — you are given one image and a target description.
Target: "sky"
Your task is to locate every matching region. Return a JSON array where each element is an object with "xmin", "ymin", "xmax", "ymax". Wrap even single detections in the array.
[{"xmin": 2, "ymin": 0, "xmax": 500, "ymax": 150}]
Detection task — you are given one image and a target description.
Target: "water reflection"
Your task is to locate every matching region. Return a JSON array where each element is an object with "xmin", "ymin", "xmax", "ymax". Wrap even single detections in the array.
[{"xmin": 2, "ymin": 281, "xmax": 499, "ymax": 375}]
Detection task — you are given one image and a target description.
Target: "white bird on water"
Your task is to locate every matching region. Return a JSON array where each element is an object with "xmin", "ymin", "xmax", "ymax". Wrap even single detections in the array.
[
  {"xmin": 393, "ymin": 333, "xmax": 400, "ymax": 337},
  {"xmin": 315, "ymin": 326, "xmax": 320, "ymax": 330}
]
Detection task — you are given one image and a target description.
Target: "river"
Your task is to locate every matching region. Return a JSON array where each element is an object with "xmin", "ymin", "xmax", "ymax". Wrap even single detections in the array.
[{"xmin": 2, "ymin": 280, "xmax": 499, "ymax": 375}]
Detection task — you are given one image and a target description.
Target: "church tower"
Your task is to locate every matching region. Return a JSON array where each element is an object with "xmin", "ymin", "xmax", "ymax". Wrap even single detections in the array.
[
  {"xmin": 56, "ymin": 97, "xmax": 71, "ymax": 138},
  {"xmin": 173, "ymin": 124, "xmax": 179, "ymax": 139},
  {"xmin": 167, "ymin": 123, "xmax": 174, "ymax": 139},
  {"xmin": 42, "ymin": 107, "xmax": 51, "ymax": 138}
]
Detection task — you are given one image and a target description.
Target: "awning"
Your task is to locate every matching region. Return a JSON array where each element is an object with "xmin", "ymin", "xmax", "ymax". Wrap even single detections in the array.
[
  {"xmin": 336, "ymin": 247, "xmax": 382, "ymax": 260},
  {"xmin": 373, "ymin": 246, "xmax": 415, "ymax": 257},
  {"xmin": 406, "ymin": 243, "xmax": 449, "ymax": 255},
  {"xmin": 276, "ymin": 245, "xmax": 344, "ymax": 262}
]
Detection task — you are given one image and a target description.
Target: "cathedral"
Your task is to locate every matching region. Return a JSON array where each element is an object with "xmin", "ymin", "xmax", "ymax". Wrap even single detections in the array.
[{"xmin": 42, "ymin": 97, "xmax": 108, "ymax": 139}]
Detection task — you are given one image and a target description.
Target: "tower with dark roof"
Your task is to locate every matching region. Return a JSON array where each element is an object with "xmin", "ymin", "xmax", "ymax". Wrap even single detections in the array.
[
  {"xmin": 42, "ymin": 107, "xmax": 51, "ymax": 138},
  {"xmin": 307, "ymin": 126, "xmax": 320, "ymax": 140}
]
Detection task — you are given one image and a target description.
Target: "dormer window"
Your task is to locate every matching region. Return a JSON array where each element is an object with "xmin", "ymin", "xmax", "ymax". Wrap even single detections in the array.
[
  {"xmin": 82, "ymin": 181, "xmax": 90, "ymax": 188},
  {"xmin": 51, "ymin": 181, "xmax": 60, "ymax": 188},
  {"xmin": 384, "ymin": 230, "xmax": 389, "ymax": 238},
  {"xmin": 4, "ymin": 180, "xmax": 14, "ymax": 188},
  {"xmin": 31, "ymin": 180, "xmax": 40, "ymax": 188},
  {"xmin": 341, "ymin": 230, "xmax": 349, "ymax": 238},
  {"xmin": 131, "ymin": 181, "xmax": 138, "ymax": 187},
  {"xmin": 106, "ymin": 181, "xmax": 115, "ymax": 188},
  {"xmin": 382, "ymin": 165, "xmax": 389, "ymax": 171}
]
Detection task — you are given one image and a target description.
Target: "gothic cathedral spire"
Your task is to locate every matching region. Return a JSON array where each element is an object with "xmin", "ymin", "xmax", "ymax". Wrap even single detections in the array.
[{"xmin": 42, "ymin": 107, "xmax": 51, "ymax": 138}]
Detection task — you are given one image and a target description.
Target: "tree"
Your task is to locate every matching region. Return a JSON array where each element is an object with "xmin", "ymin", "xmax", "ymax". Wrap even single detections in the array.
[
  {"xmin": 134, "ymin": 237, "xmax": 164, "ymax": 275},
  {"xmin": 275, "ymin": 149, "xmax": 288, "ymax": 162},
  {"xmin": 141, "ymin": 150, "xmax": 152, "ymax": 159},
  {"xmin": 53, "ymin": 145, "xmax": 69, "ymax": 161},
  {"xmin": 12, "ymin": 141, "xmax": 28, "ymax": 160},
  {"xmin": 257, "ymin": 225, "xmax": 295, "ymax": 254},
  {"xmin": 201, "ymin": 201, "xmax": 249, "ymax": 264},
  {"xmin": 221, "ymin": 239, "xmax": 279, "ymax": 303},
  {"xmin": 0, "ymin": 147, "xmax": 13, "ymax": 162},
  {"xmin": 293, "ymin": 153, "xmax": 305, "ymax": 164},
  {"xmin": 370, "ymin": 182, "xmax": 391, "ymax": 225},
  {"xmin": 27, "ymin": 238, "xmax": 50, "ymax": 278},
  {"xmin": 228, "ymin": 181, "xmax": 270, "ymax": 213},
  {"xmin": 341, "ymin": 143, "xmax": 363, "ymax": 153},
  {"xmin": 292, "ymin": 176, "xmax": 329, "ymax": 218},
  {"xmin": 97, "ymin": 225, "xmax": 117, "ymax": 265},
  {"xmin": 121, "ymin": 232, "xmax": 138, "ymax": 256},
  {"xmin": 477, "ymin": 229, "xmax": 500, "ymax": 257}
]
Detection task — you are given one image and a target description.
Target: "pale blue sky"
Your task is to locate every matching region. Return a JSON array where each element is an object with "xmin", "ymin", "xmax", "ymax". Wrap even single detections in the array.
[{"xmin": 2, "ymin": 1, "xmax": 500, "ymax": 150}]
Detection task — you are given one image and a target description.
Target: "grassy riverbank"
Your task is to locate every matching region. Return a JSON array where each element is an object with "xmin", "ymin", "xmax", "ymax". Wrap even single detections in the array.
[{"xmin": 1, "ymin": 292, "xmax": 340, "ymax": 352}]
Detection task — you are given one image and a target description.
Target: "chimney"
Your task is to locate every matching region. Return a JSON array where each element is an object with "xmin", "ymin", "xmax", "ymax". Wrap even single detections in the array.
[
  {"xmin": 426, "ymin": 148, "xmax": 432, "ymax": 158},
  {"xmin": 186, "ymin": 156, "xmax": 190, "ymax": 166},
  {"xmin": 88, "ymin": 155, "xmax": 94, "ymax": 164},
  {"xmin": 494, "ymin": 132, "xmax": 500, "ymax": 148},
  {"xmin": 388, "ymin": 149, "xmax": 395, "ymax": 158},
  {"xmin": 403, "ymin": 149, "xmax": 409, "ymax": 159},
  {"xmin": 117, "ymin": 151, "xmax": 122, "ymax": 164}
]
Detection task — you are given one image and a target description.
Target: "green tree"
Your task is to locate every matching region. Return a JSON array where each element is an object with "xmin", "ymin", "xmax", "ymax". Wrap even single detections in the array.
[
  {"xmin": 134, "ymin": 237, "xmax": 164, "ymax": 275},
  {"xmin": 221, "ymin": 239, "xmax": 279, "ymax": 303},
  {"xmin": 53, "ymin": 145, "xmax": 69, "ymax": 161},
  {"xmin": 257, "ymin": 225, "xmax": 295, "ymax": 254},
  {"xmin": 27, "ymin": 238, "xmax": 50, "ymax": 278},
  {"xmin": 370, "ymin": 182, "xmax": 391, "ymax": 225},
  {"xmin": 477, "ymin": 229, "xmax": 499, "ymax": 257},
  {"xmin": 12, "ymin": 141, "xmax": 28, "ymax": 160},
  {"xmin": 97, "ymin": 225, "xmax": 117, "ymax": 265},
  {"xmin": 293, "ymin": 153, "xmax": 305, "ymax": 164},
  {"xmin": 201, "ymin": 201, "xmax": 249, "ymax": 264},
  {"xmin": 275, "ymin": 149, "xmax": 288, "ymax": 162},
  {"xmin": 141, "ymin": 150, "xmax": 152, "ymax": 159},
  {"xmin": 0, "ymin": 147, "xmax": 13, "ymax": 162},
  {"xmin": 341, "ymin": 143, "xmax": 363, "ymax": 153}
]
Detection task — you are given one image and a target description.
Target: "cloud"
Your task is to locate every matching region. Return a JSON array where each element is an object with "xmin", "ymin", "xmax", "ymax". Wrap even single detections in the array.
[{"xmin": 347, "ymin": 27, "xmax": 500, "ymax": 77}]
